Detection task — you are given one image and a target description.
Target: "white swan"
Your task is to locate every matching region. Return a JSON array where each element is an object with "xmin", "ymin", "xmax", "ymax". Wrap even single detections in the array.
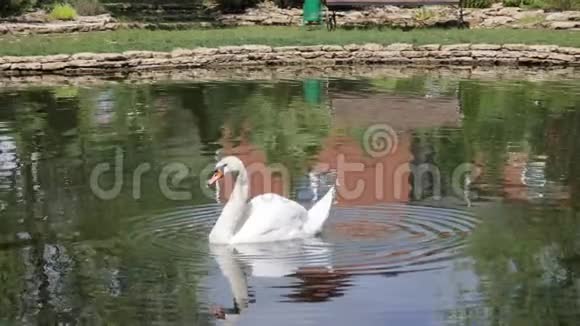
[{"xmin": 207, "ymin": 156, "xmax": 335, "ymax": 244}]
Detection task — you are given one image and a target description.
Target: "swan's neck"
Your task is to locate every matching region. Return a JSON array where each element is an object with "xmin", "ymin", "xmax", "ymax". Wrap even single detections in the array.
[{"xmin": 209, "ymin": 169, "xmax": 249, "ymax": 243}]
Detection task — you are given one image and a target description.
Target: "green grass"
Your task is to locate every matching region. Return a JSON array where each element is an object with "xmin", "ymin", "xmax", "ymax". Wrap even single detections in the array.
[{"xmin": 1, "ymin": 26, "xmax": 579, "ymax": 56}]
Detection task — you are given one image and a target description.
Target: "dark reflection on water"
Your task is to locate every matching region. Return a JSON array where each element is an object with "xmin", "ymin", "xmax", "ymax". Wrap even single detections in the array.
[{"xmin": 1, "ymin": 74, "xmax": 580, "ymax": 325}]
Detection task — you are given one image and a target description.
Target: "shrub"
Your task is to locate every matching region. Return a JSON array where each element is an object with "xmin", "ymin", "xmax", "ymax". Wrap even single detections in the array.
[
  {"xmin": 204, "ymin": 0, "xmax": 261, "ymax": 12},
  {"xmin": 70, "ymin": 0, "xmax": 104, "ymax": 16},
  {"xmin": 503, "ymin": 0, "xmax": 579, "ymax": 9},
  {"xmin": 464, "ymin": 0, "xmax": 494, "ymax": 8},
  {"xmin": 50, "ymin": 3, "xmax": 77, "ymax": 20},
  {"xmin": 543, "ymin": 0, "xmax": 579, "ymax": 10},
  {"xmin": 503, "ymin": 0, "xmax": 525, "ymax": 6},
  {"xmin": 414, "ymin": 8, "xmax": 437, "ymax": 23},
  {"xmin": 525, "ymin": 0, "xmax": 549, "ymax": 8},
  {"xmin": 273, "ymin": 0, "xmax": 303, "ymax": 8},
  {"xmin": 517, "ymin": 13, "xmax": 545, "ymax": 25},
  {"xmin": 0, "ymin": 0, "xmax": 37, "ymax": 17}
]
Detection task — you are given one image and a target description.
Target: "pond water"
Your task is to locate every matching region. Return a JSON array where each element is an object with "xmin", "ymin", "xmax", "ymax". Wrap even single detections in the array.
[{"xmin": 1, "ymin": 72, "xmax": 580, "ymax": 325}]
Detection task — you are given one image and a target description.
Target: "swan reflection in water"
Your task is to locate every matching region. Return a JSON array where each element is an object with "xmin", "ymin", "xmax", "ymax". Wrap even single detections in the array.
[{"xmin": 208, "ymin": 238, "xmax": 350, "ymax": 323}]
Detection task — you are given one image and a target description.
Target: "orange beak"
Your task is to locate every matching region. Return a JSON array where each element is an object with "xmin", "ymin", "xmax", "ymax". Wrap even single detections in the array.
[{"xmin": 207, "ymin": 170, "xmax": 223, "ymax": 186}]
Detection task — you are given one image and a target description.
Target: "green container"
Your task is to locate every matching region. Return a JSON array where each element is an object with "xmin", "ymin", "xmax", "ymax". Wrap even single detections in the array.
[
  {"xmin": 303, "ymin": 0, "xmax": 322, "ymax": 24},
  {"xmin": 303, "ymin": 79, "xmax": 323, "ymax": 105}
]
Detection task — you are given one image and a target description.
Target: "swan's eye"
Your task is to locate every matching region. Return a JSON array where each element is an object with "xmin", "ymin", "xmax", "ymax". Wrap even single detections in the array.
[{"xmin": 215, "ymin": 164, "xmax": 227, "ymax": 173}]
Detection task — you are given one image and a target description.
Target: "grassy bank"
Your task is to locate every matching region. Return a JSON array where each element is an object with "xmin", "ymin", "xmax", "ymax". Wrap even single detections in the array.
[{"xmin": 1, "ymin": 26, "xmax": 580, "ymax": 56}]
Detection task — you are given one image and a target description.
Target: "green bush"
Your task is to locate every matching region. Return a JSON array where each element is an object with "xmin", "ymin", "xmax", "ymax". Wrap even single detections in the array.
[
  {"xmin": 204, "ymin": 0, "xmax": 260, "ymax": 12},
  {"xmin": 543, "ymin": 0, "xmax": 580, "ymax": 10},
  {"xmin": 526, "ymin": 0, "xmax": 549, "ymax": 8},
  {"xmin": 50, "ymin": 3, "xmax": 77, "ymax": 20},
  {"xmin": 503, "ymin": 0, "xmax": 526, "ymax": 6},
  {"xmin": 464, "ymin": 0, "xmax": 494, "ymax": 8},
  {"xmin": 273, "ymin": 0, "xmax": 303, "ymax": 8},
  {"xmin": 70, "ymin": 0, "xmax": 104, "ymax": 15},
  {"xmin": 414, "ymin": 8, "xmax": 437, "ymax": 22},
  {"xmin": 503, "ymin": 0, "xmax": 580, "ymax": 9},
  {"xmin": 0, "ymin": 0, "xmax": 37, "ymax": 17},
  {"xmin": 503, "ymin": 0, "xmax": 547, "ymax": 8}
]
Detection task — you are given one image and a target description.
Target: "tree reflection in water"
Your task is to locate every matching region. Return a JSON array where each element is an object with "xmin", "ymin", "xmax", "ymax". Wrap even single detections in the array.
[{"xmin": 1, "ymin": 76, "xmax": 580, "ymax": 324}]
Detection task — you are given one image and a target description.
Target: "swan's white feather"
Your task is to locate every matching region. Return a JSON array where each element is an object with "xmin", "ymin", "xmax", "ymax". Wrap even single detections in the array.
[
  {"xmin": 230, "ymin": 194, "xmax": 309, "ymax": 244},
  {"xmin": 304, "ymin": 186, "xmax": 335, "ymax": 235},
  {"xmin": 209, "ymin": 156, "xmax": 334, "ymax": 244}
]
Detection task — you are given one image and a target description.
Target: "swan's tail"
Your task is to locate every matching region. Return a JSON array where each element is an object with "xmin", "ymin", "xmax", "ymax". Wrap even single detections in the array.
[{"xmin": 303, "ymin": 186, "xmax": 335, "ymax": 235}]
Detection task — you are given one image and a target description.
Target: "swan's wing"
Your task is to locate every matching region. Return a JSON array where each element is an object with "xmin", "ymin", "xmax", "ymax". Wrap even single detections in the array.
[
  {"xmin": 230, "ymin": 194, "xmax": 308, "ymax": 243},
  {"xmin": 303, "ymin": 186, "xmax": 335, "ymax": 235}
]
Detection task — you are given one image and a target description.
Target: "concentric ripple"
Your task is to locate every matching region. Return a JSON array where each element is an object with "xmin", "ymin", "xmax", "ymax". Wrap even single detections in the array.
[
  {"xmin": 125, "ymin": 204, "xmax": 220, "ymax": 258},
  {"xmin": 323, "ymin": 204, "xmax": 478, "ymax": 275},
  {"xmin": 124, "ymin": 202, "xmax": 478, "ymax": 277}
]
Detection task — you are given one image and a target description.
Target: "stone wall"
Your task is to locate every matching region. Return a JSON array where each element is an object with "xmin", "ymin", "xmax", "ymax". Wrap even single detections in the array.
[
  {"xmin": 221, "ymin": 3, "xmax": 580, "ymax": 30},
  {"xmin": 2, "ymin": 65, "xmax": 578, "ymax": 88},
  {"xmin": 0, "ymin": 14, "xmax": 120, "ymax": 35},
  {"xmin": 1, "ymin": 3, "xmax": 579, "ymax": 35},
  {"xmin": 466, "ymin": 5, "xmax": 580, "ymax": 29},
  {"xmin": 1, "ymin": 43, "xmax": 579, "ymax": 76}
]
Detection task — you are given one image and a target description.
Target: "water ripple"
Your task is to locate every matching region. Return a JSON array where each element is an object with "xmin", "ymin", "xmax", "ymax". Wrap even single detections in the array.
[{"xmin": 124, "ymin": 203, "xmax": 478, "ymax": 277}]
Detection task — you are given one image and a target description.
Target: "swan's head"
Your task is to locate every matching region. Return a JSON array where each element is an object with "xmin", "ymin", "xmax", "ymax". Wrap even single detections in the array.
[{"xmin": 207, "ymin": 156, "xmax": 245, "ymax": 186}]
